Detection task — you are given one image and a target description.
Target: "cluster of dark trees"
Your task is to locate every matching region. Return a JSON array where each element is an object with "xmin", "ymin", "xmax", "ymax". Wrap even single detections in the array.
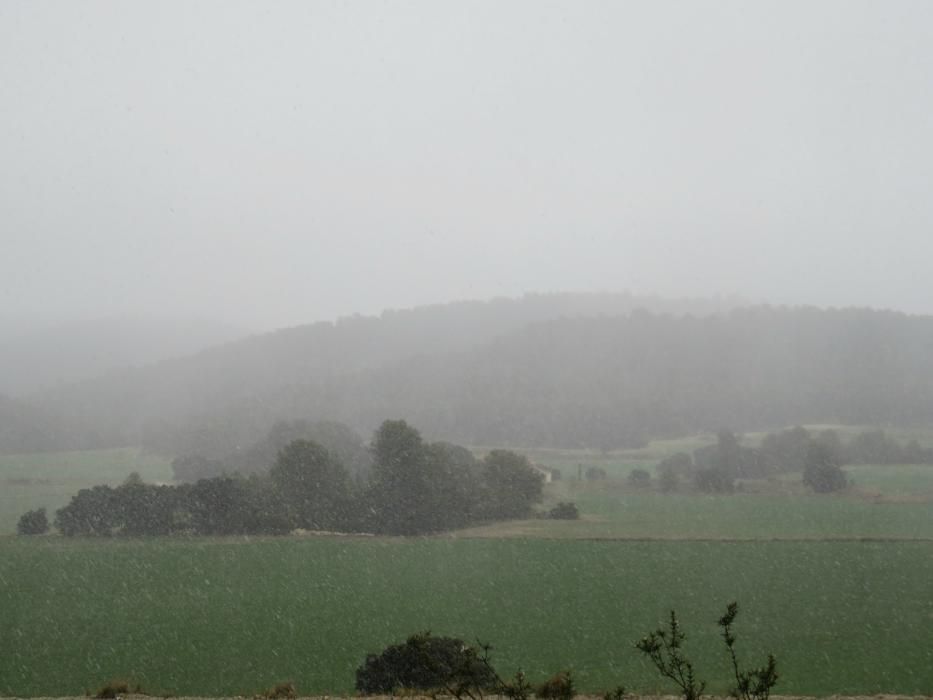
[
  {"xmin": 49, "ymin": 420, "xmax": 544, "ymax": 537},
  {"xmin": 6, "ymin": 303, "xmax": 933, "ymax": 456},
  {"xmin": 16, "ymin": 507, "xmax": 49, "ymax": 535},
  {"xmin": 656, "ymin": 427, "xmax": 927, "ymax": 494},
  {"xmin": 170, "ymin": 419, "xmax": 373, "ymax": 483}
]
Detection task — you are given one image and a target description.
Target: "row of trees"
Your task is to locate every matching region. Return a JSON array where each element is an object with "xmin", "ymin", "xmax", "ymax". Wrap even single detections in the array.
[
  {"xmin": 49, "ymin": 420, "xmax": 544, "ymax": 537},
  {"xmin": 654, "ymin": 426, "xmax": 922, "ymax": 493}
]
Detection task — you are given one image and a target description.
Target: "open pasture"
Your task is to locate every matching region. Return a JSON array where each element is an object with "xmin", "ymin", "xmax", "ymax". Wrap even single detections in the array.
[
  {"xmin": 844, "ymin": 463, "xmax": 933, "ymax": 499},
  {"xmin": 1, "ymin": 537, "xmax": 931, "ymax": 697},
  {"xmin": 0, "ymin": 448, "xmax": 172, "ymax": 534},
  {"xmin": 4, "ymin": 446, "xmax": 933, "ymax": 541},
  {"xmin": 465, "ymin": 484, "xmax": 933, "ymax": 540}
]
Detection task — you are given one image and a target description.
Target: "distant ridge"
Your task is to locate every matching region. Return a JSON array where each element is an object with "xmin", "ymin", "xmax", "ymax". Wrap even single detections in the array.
[{"xmin": 3, "ymin": 294, "xmax": 932, "ymax": 455}]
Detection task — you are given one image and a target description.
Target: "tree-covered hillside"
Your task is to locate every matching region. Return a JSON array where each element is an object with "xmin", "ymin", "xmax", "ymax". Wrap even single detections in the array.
[
  {"xmin": 0, "ymin": 293, "xmax": 737, "ymax": 453},
  {"xmin": 3, "ymin": 299, "xmax": 932, "ymax": 455}
]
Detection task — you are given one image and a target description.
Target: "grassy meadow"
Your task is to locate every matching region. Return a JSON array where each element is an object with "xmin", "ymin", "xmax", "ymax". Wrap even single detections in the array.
[
  {"xmin": 1, "ymin": 537, "xmax": 932, "ymax": 697},
  {"xmin": 2, "ymin": 434, "xmax": 933, "ymax": 697},
  {"xmin": 461, "ymin": 485, "xmax": 933, "ymax": 540},
  {"xmin": 0, "ymin": 448, "xmax": 172, "ymax": 534}
]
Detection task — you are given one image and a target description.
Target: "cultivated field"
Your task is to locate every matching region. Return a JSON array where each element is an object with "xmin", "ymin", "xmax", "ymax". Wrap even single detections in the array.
[
  {"xmin": 0, "ymin": 448, "xmax": 172, "ymax": 534},
  {"xmin": 1, "ymin": 537, "xmax": 931, "ymax": 697},
  {"xmin": 4, "ymin": 445, "xmax": 933, "ymax": 540},
  {"xmin": 2, "ymin": 436, "xmax": 933, "ymax": 698},
  {"xmin": 459, "ymin": 486, "xmax": 933, "ymax": 539}
]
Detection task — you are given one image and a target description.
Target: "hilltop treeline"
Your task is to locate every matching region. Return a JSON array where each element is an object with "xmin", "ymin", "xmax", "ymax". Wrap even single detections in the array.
[
  {"xmin": 4, "ymin": 301, "xmax": 933, "ymax": 454},
  {"xmin": 52, "ymin": 420, "xmax": 543, "ymax": 537}
]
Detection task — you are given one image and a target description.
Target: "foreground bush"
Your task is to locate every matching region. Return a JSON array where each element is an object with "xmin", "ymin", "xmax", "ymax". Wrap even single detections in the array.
[
  {"xmin": 536, "ymin": 671, "xmax": 575, "ymax": 700},
  {"xmin": 94, "ymin": 680, "xmax": 142, "ymax": 698},
  {"xmin": 635, "ymin": 602, "xmax": 778, "ymax": 700},
  {"xmin": 355, "ymin": 632, "xmax": 499, "ymax": 695},
  {"xmin": 636, "ymin": 610, "xmax": 705, "ymax": 700},
  {"xmin": 259, "ymin": 681, "xmax": 297, "ymax": 699}
]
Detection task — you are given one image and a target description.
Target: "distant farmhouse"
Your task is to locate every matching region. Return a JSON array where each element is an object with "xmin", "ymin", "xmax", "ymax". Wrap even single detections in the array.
[{"xmin": 529, "ymin": 463, "xmax": 553, "ymax": 484}]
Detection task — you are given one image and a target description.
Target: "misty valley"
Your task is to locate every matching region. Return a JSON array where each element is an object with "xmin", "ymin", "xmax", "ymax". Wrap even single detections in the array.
[
  {"xmin": 2, "ymin": 295, "xmax": 932, "ymax": 697},
  {"xmin": 4, "ymin": 1, "xmax": 933, "ymax": 694}
]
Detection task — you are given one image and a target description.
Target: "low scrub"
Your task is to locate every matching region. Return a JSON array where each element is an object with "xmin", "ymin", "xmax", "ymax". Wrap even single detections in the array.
[
  {"xmin": 93, "ymin": 680, "xmax": 142, "ymax": 698},
  {"xmin": 258, "ymin": 681, "xmax": 297, "ymax": 699},
  {"xmin": 536, "ymin": 671, "xmax": 575, "ymax": 700},
  {"xmin": 635, "ymin": 602, "xmax": 778, "ymax": 700},
  {"xmin": 355, "ymin": 632, "xmax": 498, "ymax": 695}
]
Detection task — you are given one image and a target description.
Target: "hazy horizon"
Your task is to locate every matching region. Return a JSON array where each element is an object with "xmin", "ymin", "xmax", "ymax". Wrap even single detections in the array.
[{"xmin": 3, "ymin": 1, "xmax": 933, "ymax": 329}]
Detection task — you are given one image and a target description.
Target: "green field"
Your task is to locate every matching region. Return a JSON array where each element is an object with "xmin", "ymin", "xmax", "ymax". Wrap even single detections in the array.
[
  {"xmin": 1, "ymin": 537, "xmax": 931, "ymax": 697},
  {"xmin": 5, "ymin": 447, "xmax": 933, "ymax": 540},
  {"xmin": 462, "ymin": 487, "xmax": 933, "ymax": 540},
  {"xmin": 0, "ymin": 448, "xmax": 172, "ymax": 534},
  {"xmin": 845, "ymin": 463, "xmax": 933, "ymax": 499},
  {"xmin": 508, "ymin": 423, "xmax": 933, "ymax": 480},
  {"xmin": 2, "ymin": 443, "xmax": 932, "ymax": 697}
]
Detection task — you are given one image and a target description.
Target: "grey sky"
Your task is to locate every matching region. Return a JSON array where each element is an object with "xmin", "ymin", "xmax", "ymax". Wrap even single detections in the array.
[{"xmin": 2, "ymin": 1, "xmax": 932, "ymax": 330}]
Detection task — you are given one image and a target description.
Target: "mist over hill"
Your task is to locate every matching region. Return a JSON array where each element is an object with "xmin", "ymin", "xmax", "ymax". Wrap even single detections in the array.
[
  {"xmin": 0, "ymin": 317, "xmax": 248, "ymax": 396},
  {"xmin": 2, "ymin": 294, "xmax": 931, "ymax": 456}
]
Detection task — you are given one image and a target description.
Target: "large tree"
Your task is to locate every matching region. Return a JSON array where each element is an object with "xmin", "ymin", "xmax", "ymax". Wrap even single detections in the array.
[
  {"xmin": 17, "ymin": 507, "xmax": 49, "ymax": 535},
  {"xmin": 368, "ymin": 420, "xmax": 432, "ymax": 534},
  {"xmin": 115, "ymin": 478, "xmax": 178, "ymax": 536},
  {"xmin": 420, "ymin": 441, "xmax": 483, "ymax": 531},
  {"xmin": 479, "ymin": 449, "xmax": 544, "ymax": 519},
  {"xmin": 367, "ymin": 421, "xmax": 490, "ymax": 534},
  {"xmin": 269, "ymin": 439, "xmax": 351, "ymax": 530},
  {"xmin": 54, "ymin": 485, "xmax": 119, "ymax": 536},
  {"xmin": 803, "ymin": 441, "xmax": 848, "ymax": 493}
]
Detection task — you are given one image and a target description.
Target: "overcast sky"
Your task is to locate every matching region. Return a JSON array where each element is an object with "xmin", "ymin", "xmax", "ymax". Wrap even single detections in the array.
[{"xmin": 2, "ymin": 1, "xmax": 933, "ymax": 330}]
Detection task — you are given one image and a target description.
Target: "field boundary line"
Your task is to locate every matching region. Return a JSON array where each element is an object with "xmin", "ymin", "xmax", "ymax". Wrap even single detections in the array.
[{"xmin": 447, "ymin": 534, "xmax": 933, "ymax": 543}]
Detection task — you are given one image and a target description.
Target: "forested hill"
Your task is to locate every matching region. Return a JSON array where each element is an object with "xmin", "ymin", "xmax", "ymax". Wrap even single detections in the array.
[
  {"xmin": 373, "ymin": 306, "xmax": 933, "ymax": 448},
  {"xmin": 5, "ymin": 300, "xmax": 933, "ymax": 455},
  {"xmin": 0, "ymin": 293, "xmax": 738, "ymax": 454}
]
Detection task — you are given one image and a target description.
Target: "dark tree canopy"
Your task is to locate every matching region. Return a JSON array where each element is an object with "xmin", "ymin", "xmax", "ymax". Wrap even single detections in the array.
[
  {"xmin": 269, "ymin": 439, "xmax": 351, "ymax": 530},
  {"xmin": 366, "ymin": 421, "xmax": 498, "ymax": 534},
  {"xmin": 367, "ymin": 419, "xmax": 432, "ymax": 535},
  {"xmin": 355, "ymin": 632, "xmax": 498, "ymax": 695},
  {"xmin": 803, "ymin": 442, "xmax": 848, "ymax": 493},
  {"xmin": 54, "ymin": 485, "xmax": 120, "ymax": 536},
  {"xmin": 480, "ymin": 450, "xmax": 544, "ymax": 520},
  {"xmin": 54, "ymin": 419, "xmax": 548, "ymax": 538},
  {"xmin": 17, "ymin": 507, "xmax": 49, "ymax": 535}
]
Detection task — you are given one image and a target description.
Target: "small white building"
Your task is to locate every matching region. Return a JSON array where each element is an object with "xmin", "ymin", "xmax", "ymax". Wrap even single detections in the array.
[{"xmin": 529, "ymin": 463, "xmax": 553, "ymax": 483}]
